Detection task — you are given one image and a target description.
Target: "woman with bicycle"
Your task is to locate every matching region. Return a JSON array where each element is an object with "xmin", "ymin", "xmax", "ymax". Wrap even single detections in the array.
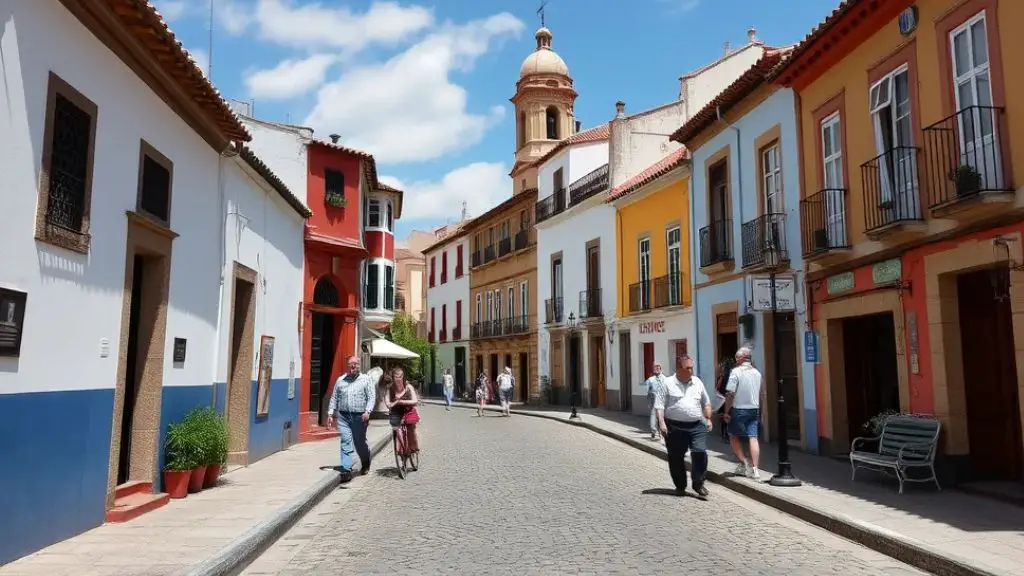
[{"xmin": 384, "ymin": 367, "xmax": 420, "ymax": 453}]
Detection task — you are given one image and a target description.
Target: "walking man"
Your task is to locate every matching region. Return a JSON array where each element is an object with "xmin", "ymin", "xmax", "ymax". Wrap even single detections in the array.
[
  {"xmin": 327, "ymin": 355, "xmax": 376, "ymax": 483},
  {"xmin": 497, "ymin": 366, "xmax": 514, "ymax": 417},
  {"xmin": 443, "ymin": 368, "xmax": 455, "ymax": 410},
  {"xmin": 655, "ymin": 354, "xmax": 713, "ymax": 500},
  {"xmin": 645, "ymin": 363, "xmax": 665, "ymax": 440},
  {"xmin": 723, "ymin": 346, "xmax": 764, "ymax": 480}
]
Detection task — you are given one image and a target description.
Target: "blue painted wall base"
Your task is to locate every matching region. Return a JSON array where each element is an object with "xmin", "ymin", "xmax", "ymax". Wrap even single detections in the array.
[{"xmin": 248, "ymin": 378, "xmax": 299, "ymax": 463}]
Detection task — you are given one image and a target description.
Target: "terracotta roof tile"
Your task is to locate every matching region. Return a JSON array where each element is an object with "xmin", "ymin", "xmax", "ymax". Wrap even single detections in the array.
[
  {"xmin": 528, "ymin": 124, "xmax": 610, "ymax": 169},
  {"xmin": 606, "ymin": 148, "xmax": 689, "ymax": 202},
  {"xmin": 307, "ymin": 139, "xmax": 404, "ymax": 217},
  {"xmin": 421, "ymin": 219, "xmax": 477, "ymax": 254},
  {"xmin": 110, "ymin": 0, "xmax": 249, "ymax": 142},
  {"xmin": 767, "ymin": 0, "xmax": 870, "ymax": 86},
  {"xmin": 670, "ymin": 48, "xmax": 793, "ymax": 145}
]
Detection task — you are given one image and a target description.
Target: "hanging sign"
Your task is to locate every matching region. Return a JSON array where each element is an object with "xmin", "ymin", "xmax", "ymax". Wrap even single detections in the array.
[{"xmin": 804, "ymin": 331, "xmax": 820, "ymax": 364}]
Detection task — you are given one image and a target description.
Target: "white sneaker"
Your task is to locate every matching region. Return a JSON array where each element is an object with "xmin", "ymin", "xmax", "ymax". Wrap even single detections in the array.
[
  {"xmin": 733, "ymin": 463, "xmax": 748, "ymax": 477},
  {"xmin": 750, "ymin": 468, "xmax": 762, "ymax": 481}
]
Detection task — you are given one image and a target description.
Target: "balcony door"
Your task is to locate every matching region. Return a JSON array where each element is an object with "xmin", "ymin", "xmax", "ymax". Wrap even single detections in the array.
[
  {"xmin": 821, "ymin": 113, "xmax": 847, "ymax": 247},
  {"xmin": 586, "ymin": 245, "xmax": 600, "ymax": 316},
  {"xmin": 638, "ymin": 238, "xmax": 651, "ymax": 310},
  {"xmin": 552, "ymin": 257, "xmax": 563, "ymax": 321},
  {"xmin": 869, "ymin": 65, "xmax": 919, "ymax": 222},
  {"xmin": 666, "ymin": 227, "xmax": 681, "ymax": 306},
  {"xmin": 951, "ymin": 12, "xmax": 1003, "ymax": 189}
]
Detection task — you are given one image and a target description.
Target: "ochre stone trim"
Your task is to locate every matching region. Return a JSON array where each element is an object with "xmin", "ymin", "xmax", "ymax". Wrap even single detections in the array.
[{"xmin": 226, "ymin": 262, "xmax": 258, "ymax": 466}]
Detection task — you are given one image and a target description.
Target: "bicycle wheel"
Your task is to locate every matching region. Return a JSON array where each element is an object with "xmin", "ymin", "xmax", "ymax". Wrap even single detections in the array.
[{"xmin": 392, "ymin": 430, "xmax": 406, "ymax": 479}]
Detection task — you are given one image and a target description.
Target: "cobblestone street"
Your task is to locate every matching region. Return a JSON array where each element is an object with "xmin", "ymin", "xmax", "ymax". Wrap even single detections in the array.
[{"xmin": 245, "ymin": 404, "xmax": 926, "ymax": 575}]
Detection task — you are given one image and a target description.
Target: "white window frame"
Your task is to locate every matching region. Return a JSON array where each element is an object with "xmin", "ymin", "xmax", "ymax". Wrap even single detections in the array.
[
  {"xmin": 366, "ymin": 198, "xmax": 382, "ymax": 229},
  {"xmin": 486, "ymin": 291, "xmax": 493, "ymax": 322},
  {"xmin": 507, "ymin": 286, "xmax": 515, "ymax": 320},
  {"xmin": 494, "ymin": 289, "xmax": 502, "ymax": 321},
  {"xmin": 475, "ymin": 293, "xmax": 482, "ymax": 324},
  {"xmin": 666, "ymin": 227, "xmax": 681, "ymax": 306},
  {"xmin": 639, "ymin": 237, "xmax": 651, "ymax": 309},
  {"xmin": 868, "ymin": 64, "xmax": 919, "ymax": 221},
  {"xmin": 820, "ymin": 113, "xmax": 847, "ymax": 248},
  {"xmin": 950, "ymin": 11, "xmax": 1003, "ymax": 189},
  {"xmin": 520, "ymin": 281, "xmax": 528, "ymax": 324},
  {"xmin": 761, "ymin": 143, "xmax": 782, "ymax": 214}
]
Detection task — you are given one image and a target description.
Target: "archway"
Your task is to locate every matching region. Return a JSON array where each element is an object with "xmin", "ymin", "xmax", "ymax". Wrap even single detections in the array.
[{"xmin": 546, "ymin": 106, "xmax": 559, "ymax": 139}]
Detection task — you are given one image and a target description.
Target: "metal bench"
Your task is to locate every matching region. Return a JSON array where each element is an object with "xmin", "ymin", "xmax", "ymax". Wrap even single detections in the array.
[{"xmin": 849, "ymin": 415, "xmax": 942, "ymax": 494}]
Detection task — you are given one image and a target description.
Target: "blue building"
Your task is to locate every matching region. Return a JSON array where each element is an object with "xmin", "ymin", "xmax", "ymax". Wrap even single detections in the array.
[{"xmin": 671, "ymin": 49, "xmax": 818, "ymax": 453}]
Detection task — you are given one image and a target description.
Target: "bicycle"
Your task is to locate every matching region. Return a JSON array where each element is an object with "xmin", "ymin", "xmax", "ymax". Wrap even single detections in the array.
[{"xmin": 392, "ymin": 421, "xmax": 419, "ymax": 479}]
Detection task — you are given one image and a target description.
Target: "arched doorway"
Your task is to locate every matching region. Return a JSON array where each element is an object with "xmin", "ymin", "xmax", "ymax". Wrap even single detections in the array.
[{"xmin": 310, "ymin": 277, "xmax": 339, "ymax": 425}]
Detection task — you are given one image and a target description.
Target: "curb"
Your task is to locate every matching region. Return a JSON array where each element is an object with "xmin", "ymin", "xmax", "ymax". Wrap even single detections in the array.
[
  {"xmin": 187, "ymin": 431, "xmax": 392, "ymax": 576},
  {"xmin": 424, "ymin": 400, "xmax": 999, "ymax": 576}
]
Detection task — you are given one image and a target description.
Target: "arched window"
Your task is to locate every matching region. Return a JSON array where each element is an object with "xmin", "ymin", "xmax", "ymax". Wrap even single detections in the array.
[
  {"xmin": 545, "ymin": 107, "xmax": 559, "ymax": 139},
  {"xmin": 313, "ymin": 277, "xmax": 339, "ymax": 307},
  {"xmin": 517, "ymin": 112, "xmax": 526, "ymax": 148}
]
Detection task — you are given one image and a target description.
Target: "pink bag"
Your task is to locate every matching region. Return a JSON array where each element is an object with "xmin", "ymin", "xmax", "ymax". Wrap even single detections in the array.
[{"xmin": 402, "ymin": 407, "xmax": 421, "ymax": 425}]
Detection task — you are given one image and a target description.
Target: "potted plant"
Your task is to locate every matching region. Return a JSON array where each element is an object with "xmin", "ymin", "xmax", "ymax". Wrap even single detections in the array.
[
  {"xmin": 192, "ymin": 407, "xmax": 229, "ymax": 488},
  {"xmin": 324, "ymin": 192, "xmax": 347, "ymax": 208},
  {"xmin": 949, "ymin": 164, "xmax": 982, "ymax": 197},
  {"xmin": 164, "ymin": 422, "xmax": 199, "ymax": 499}
]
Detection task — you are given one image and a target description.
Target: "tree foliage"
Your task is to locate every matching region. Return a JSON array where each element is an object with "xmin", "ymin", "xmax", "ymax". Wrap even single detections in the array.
[{"xmin": 385, "ymin": 312, "xmax": 435, "ymax": 384}]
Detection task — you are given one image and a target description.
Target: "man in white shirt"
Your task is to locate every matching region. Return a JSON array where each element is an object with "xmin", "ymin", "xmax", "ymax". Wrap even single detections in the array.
[
  {"xmin": 644, "ymin": 362, "xmax": 665, "ymax": 440},
  {"xmin": 654, "ymin": 354, "xmax": 713, "ymax": 500},
  {"xmin": 723, "ymin": 346, "xmax": 765, "ymax": 480},
  {"xmin": 497, "ymin": 367, "xmax": 514, "ymax": 417},
  {"xmin": 442, "ymin": 368, "xmax": 455, "ymax": 411}
]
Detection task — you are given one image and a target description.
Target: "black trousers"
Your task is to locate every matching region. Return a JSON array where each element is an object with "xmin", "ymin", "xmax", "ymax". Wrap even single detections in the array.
[{"xmin": 665, "ymin": 418, "xmax": 709, "ymax": 491}]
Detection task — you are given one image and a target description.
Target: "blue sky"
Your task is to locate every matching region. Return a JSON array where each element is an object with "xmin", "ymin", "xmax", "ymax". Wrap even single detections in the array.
[{"xmin": 155, "ymin": 0, "xmax": 835, "ymax": 241}]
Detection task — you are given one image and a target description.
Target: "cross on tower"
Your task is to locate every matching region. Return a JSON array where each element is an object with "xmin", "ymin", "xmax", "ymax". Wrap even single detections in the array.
[{"xmin": 537, "ymin": 0, "xmax": 548, "ymax": 27}]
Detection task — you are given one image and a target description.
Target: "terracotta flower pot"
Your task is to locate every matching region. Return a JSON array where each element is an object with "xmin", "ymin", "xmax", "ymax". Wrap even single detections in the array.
[
  {"xmin": 203, "ymin": 463, "xmax": 221, "ymax": 488},
  {"xmin": 188, "ymin": 466, "xmax": 207, "ymax": 493},
  {"xmin": 164, "ymin": 470, "xmax": 191, "ymax": 499}
]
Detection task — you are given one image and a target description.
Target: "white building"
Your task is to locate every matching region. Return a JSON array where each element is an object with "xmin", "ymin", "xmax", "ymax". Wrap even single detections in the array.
[
  {"xmin": 423, "ymin": 221, "xmax": 472, "ymax": 395},
  {"xmin": 0, "ymin": 0, "xmax": 306, "ymax": 562}
]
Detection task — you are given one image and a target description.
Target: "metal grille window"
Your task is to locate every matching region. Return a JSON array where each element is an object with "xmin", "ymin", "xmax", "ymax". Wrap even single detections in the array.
[
  {"xmin": 46, "ymin": 94, "xmax": 92, "ymax": 233},
  {"xmin": 325, "ymin": 169, "xmax": 344, "ymax": 197},
  {"xmin": 367, "ymin": 199, "xmax": 381, "ymax": 228},
  {"xmin": 140, "ymin": 155, "xmax": 171, "ymax": 222}
]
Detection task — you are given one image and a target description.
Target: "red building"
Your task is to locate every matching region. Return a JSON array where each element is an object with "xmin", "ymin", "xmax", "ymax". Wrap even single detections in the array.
[{"xmin": 299, "ymin": 137, "xmax": 402, "ymax": 439}]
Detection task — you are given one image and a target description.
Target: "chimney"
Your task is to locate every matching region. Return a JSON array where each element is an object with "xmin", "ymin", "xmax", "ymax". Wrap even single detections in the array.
[
  {"xmin": 574, "ymin": 120, "xmax": 582, "ymax": 134},
  {"xmin": 329, "ymin": 133, "xmax": 340, "ymax": 144},
  {"xmin": 723, "ymin": 41, "xmax": 732, "ymax": 56},
  {"xmin": 615, "ymin": 100, "xmax": 626, "ymax": 118},
  {"xmin": 747, "ymin": 27, "xmax": 758, "ymax": 43}
]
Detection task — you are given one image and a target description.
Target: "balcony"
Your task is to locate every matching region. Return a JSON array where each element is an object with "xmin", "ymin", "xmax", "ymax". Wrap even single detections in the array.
[
  {"xmin": 512, "ymin": 314, "xmax": 531, "ymax": 334},
  {"xmin": 439, "ymin": 328, "xmax": 447, "ymax": 343},
  {"xmin": 568, "ymin": 164, "xmax": 610, "ymax": 207},
  {"xmin": 470, "ymin": 321, "xmax": 495, "ymax": 339},
  {"xmin": 452, "ymin": 326, "xmax": 462, "ymax": 340},
  {"xmin": 923, "ymin": 105, "xmax": 1014, "ymax": 219},
  {"xmin": 698, "ymin": 219, "xmax": 733, "ymax": 272},
  {"xmin": 628, "ymin": 281, "xmax": 650, "ymax": 314},
  {"xmin": 484, "ymin": 244, "xmax": 495, "ymax": 263},
  {"xmin": 471, "ymin": 250, "xmax": 482, "ymax": 268},
  {"xmin": 579, "ymin": 288, "xmax": 602, "ymax": 318},
  {"xmin": 860, "ymin": 146, "xmax": 925, "ymax": 237},
  {"xmin": 498, "ymin": 237, "xmax": 512, "ymax": 257},
  {"xmin": 545, "ymin": 297, "xmax": 564, "ymax": 324},
  {"xmin": 653, "ymin": 274, "xmax": 685, "ymax": 308},
  {"xmin": 742, "ymin": 213, "xmax": 788, "ymax": 269},
  {"xmin": 535, "ymin": 188, "xmax": 567, "ymax": 223},
  {"xmin": 514, "ymin": 223, "xmax": 532, "ymax": 251},
  {"xmin": 800, "ymin": 188, "xmax": 850, "ymax": 260}
]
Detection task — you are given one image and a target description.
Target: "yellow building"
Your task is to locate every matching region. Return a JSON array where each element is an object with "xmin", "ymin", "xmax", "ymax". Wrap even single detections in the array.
[
  {"xmin": 466, "ymin": 190, "xmax": 538, "ymax": 402},
  {"xmin": 608, "ymin": 149, "xmax": 693, "ymax": 414},
  {"xmin": 776, "ymin": 0, "xmax": 1024, "ymax": 481}
]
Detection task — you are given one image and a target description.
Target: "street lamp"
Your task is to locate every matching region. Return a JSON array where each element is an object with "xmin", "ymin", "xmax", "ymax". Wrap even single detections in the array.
[
  {"xmin": 566, "ymin": 311, "xmax": 581, "ymax": 420},
  {"xmin": 764, "ymin": 239, "xmax": 801, "ymax": 487}
]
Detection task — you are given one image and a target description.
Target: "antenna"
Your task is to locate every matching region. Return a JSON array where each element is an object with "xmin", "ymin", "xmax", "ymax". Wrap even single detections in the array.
[
  {"xmin": 207, "ymin": 0, "xmax": 214, "ymax": 80},
  {"xmin": 461, "ymin": 201, "xmax": 468, "ymax": 221},
  {"xmin": 537, "ymin": 0, "xmax": 548, "ymax": 27}
]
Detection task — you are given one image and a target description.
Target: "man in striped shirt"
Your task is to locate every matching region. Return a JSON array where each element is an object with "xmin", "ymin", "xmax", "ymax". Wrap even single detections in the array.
[{"xmin": 327, "ymin": 355, "xmax": 377, "ymax": 482}]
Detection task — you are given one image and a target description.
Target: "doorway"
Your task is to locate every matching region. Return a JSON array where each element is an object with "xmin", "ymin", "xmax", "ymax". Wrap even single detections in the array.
[
  {"xmin": 569, "ymin": 336, "xmax": 581, "ymax": 407},
  {"xmin": 642, "ymin": 342, "xmax": 655, "ymax": 381},
  {"xmin": 619, "ymin": 331, "xmax": 632, "ymax": 411},
  {"xmin": 489, "ymin": 354, "xmax": 499, "ymax": 403},
  {"xmin": 958, "ymin": 268, "xmax": 1023, "ymax": 480},
  {"xmin": 776, "ymin": 312, "xmax": 801, "ymax": 441},
  {"xmin": 518, "ymin": 352, "xmax": 529, "ymax": 403},
  {"xmin": 117, "ymin": 255, "xmax": 150, "ymax": 485},
  {"xmin": 841, "ymin": 312, "xmax": 900, "ymax": 443},
  {"xmin": 454, "ymin": 346, "xmax": 467, "ymax": 397},
  {"xmin": 590, "ymin": 336, "xmax": 605, "ymax": 407},
  {"xmin": 309, "ymin": 314, "xmax": 334, "ymax": 425},
  {"xmin": 226, "ymin": 264, "xmax": 257, "ymax": 464}
]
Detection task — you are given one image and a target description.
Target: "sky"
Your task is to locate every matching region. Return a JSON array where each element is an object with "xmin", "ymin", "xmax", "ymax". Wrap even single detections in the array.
[{"xmin": 154, "ymin": 0, "xmax": 837, "ymax": 241}]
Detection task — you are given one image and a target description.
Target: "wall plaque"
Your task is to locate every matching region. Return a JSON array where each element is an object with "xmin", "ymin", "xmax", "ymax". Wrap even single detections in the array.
[
  {"xmin": 826, "ymin": 272, "xmax": 855, "ymax": 296},
  {"xmin": 173, "ymin": 338, "xmax": 187, "ymax": 363},
  {"xmin": 0, "ymin": 288, "xmax": 27, "ymax": 358}
]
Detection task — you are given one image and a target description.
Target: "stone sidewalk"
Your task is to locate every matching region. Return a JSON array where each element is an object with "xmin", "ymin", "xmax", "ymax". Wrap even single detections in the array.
[
  {"xmin": 0, "ymin": 422, "xmax": 392, "ymax": 576},
  {"xmin": 425, "ymin": 399, "xmax": 1024, "ymax": 576}
]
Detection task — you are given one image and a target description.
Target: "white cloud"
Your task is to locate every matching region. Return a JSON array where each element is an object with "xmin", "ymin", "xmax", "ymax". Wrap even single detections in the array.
[
  {"xmin": 303, "ymin": 13, "xmax": 523, "ymax": 163},
  {"xmin": 383, "ymin": 162, "xmax": 511, "ymax": 223},
  {"xmin": 218, "ymin": 0, "xmax": 433, "ymax": 54},
  {"xmin": 187, "ymin": 48, "xmax": 210, "ymax": 77},
  {"xmin": 156, "ymin": 0, "xmax": 189, "ymax": 20},
  {"xmin": 244, "ymin": 54, "xmax": 337, "ymax": 99},
  {"xmin": 657, "ymin": 0, "xmax": 700, "ymax": 13}
]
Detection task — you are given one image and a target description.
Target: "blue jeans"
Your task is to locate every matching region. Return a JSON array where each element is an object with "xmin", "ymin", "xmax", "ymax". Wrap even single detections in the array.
[
  {"xmin": 728, "ymin": 408, "xmax": 761, "ymax": 438},
  {"xmin": 336, "ymin": 411, "xmax": 370, "ymax": 473},
  {"xmin": 647, "ymin": 393, "xmax": 658, "ymax": 435},
  {"xmin": 444, "ymin": 389, "xmax": 453, "ymax": 406}
]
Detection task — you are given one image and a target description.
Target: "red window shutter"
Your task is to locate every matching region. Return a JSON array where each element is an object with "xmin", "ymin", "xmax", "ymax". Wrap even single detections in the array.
[
  {"xmin": 441, "ymin": 251, "xmax": 448, "ymax": 283},
  {"xmin": 456, "ymin": 300, "xmax": 462, "ymax": 324},
  {"xmin": 430, "ymin": 307, "xmax": 435, "ymax": 333},
  {"xmin": 442, "ymin": 304, "xmax": 447, "ymax": 332},
  {"xmin": 456, "ymin": 245, "xmax": 464, "ymax": 276},
  {"xmin": 430, "ymin": 257, "xmax": 436, "ymax": 287}
]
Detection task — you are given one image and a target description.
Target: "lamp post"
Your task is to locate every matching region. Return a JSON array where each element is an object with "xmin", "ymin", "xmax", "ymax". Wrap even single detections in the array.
[
  {"xmin": 567, "ymin": 312, "xmax": 580, "ymax": 419},
  {"xmin": 764, "ymin": 241, "xmax": 801, "ymax": 487}
]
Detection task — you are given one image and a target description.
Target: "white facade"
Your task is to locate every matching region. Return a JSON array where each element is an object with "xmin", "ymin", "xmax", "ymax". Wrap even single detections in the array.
[
  {"xmin": 239, "ymin": 117, "xmax": 313, "ymax": 206},
  {"xmin": 425, "ymin": 233, "xmax": 471, "ymax": 388}
]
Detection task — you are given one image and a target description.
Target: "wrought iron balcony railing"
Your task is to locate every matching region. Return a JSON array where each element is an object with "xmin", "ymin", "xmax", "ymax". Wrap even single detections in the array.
[
  {"xmin": 544, "ymin": 297, "xmax": 564, "ymax": 324},
  {"xmin": 860, "ymin": 146, "xmax": 923, "ymax": 232},
  {"xmin": 698, "ymin": 219, "xmax": 733, "ymax": 268},
  {"xmin": 741, "ymin": 213, "xmax": 788, "ymax": 269},
  {"xmin": 498, "ymin": 237, "xmax": 512, "ymax": 257},
  {"xmin": 653, "ymin": 273, "xmax": 684, "ymax": 308},
  {"xmin": 579, "ymin": 288, "xmax": 602, "ymax": 318},
  {"xmin": 471, "ymin": 250, "xmax": 482, "ymax": 268},
  {"xmin": 568, "ymin": 164, "xmax": 610, "ymax": 206},
  {"xmin": 628, "ymin": 280, "xmax": 650, "ymax": 313},
  {"xmin": 922, "ymin": 105, "xmax": 1012, "ymax": 208},
  {"xmin": 535, "ymin": 188, "xmax": 567, "ymax": 223},
  {"xmin": 800, "ymin": 188, "xmax": 850, "ymax": 257},
  {"xmin": 484, "ymin": 245, "xmax": 495, "ymax": 263}
]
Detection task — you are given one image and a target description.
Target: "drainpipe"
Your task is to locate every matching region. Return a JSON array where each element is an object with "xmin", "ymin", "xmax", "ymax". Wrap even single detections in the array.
[
  {"xmin": 212, "ymin": 145, "xmax": 233, "ymax": 409},
  {"xmin": 716, "ymin": 105, "xmax": 748, "ymax": 336}
]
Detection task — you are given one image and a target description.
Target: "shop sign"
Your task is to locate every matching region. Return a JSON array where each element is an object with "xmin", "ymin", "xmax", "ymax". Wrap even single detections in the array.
[
  {"xmin": 750, "ymin": 275, "xmax": 796, "ymax": 312},
  {"xmin": 826, "ymin": 272, "xmax": 855, "ymax": 296},
  {"xmin": 804, "ymin": 331, "xmax": 819, "ymax": 364},
  {"xmin": 872, "ymin": 258, "xmax": 902, "ymax": 286},
  {"xmin": 898, "ymin": 6, "xmax": 919, "ymax": 36},
  {"xmin": 639, "ymin": 321, "xmax": 665, "ymax": 334}
]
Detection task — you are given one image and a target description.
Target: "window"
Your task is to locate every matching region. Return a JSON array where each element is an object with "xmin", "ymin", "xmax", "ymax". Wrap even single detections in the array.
[
  {"xmin": 667, "ymin": 227, "xmax": 681, "ymax": 306},
  {"xmin": 441, "ymin": 251, "xmax": 448, "ymax": 284},
  {"xmin": 494, "ymin": 289, "xmax": 502, "ymax": 321},
  {"xmin": 325, "ymin": 168, "xmax": 345, "ymax": 198},
  {"xmin": 384, "ymin": 264, "xmax": 395, "ymax": 310},
  {"xmin": 475, "ymin": 293, "xmax": 482, "ymax": 324},
  {"xmin": 950, "ymin": 12, "xmax": 1003, "ymax": 187},
  {"xmin": 507, "ymin": 286, "xmax": 515, "ymax": 320},
  {"xmin": 639, "ymin": 237, "xmax": 651, "ymax": 310},
  {"xmin": 386, "ymin": 201, "xmax": 393, "ymax": 231},
  {"xmin": 869, "ymin": 65, "xmax": 918, "ymax": 215},
  {"xmin": 365, "ymin": 264, "xmax": 379, "ymax": 309},
  {"xmin": 138, "ymin": 142, "xmax": 173, "ymax": 224},
  {"xmin": 429, "ymin": 256, "xmax": 436, "ymax": 287},
  {"xmin": 821, "ymin": 113, "xmax": 847, "ymax": 246},
  {"xmin": 488, "ymin": 227, "xmax": 495, "ymax": 247},
  {"xmin": 552, "ymin": 257, "xmax": 563, "ymax": 302},
  {"xmin": 501, "ymin": 221, "xmax": 509, "ymax": 239},
  {"xmin": 456, "ymin": 300, "xmax": 463, "ymax": 334},
  {"xmin": 520, "ymin": 209, "xmax": 529, "ymax": 229},
  {"xmin": 367, "ymin": 199, "xmax": 381, "ymax": 228},
  {"xmin": 517, "ymin": 112, "xmax": 526, "ymax": 149},
  {"xmin": 553, "ymin": 167, "xmax": 564, "ymax": 192},
  {"xmin": 520, "ymin": 281, "xmax": 528, "ymax": 324},
  {"xmin": 456, "ymin": 244, "xmax": 464, "ymax": 277},
  {"xmin": 486, "ymin": 291, "xmax": 493, "ymax": 322},
  {"xmin": 708, "ymin": 160, "xmax": 729, "ymax": 224},
  {"xmin": 546, "ymin": 106, "xmax": 559, "ymax": 139},
  {"xmin": 37, "ymin": 73, "xmax": 98, "ymax": 253},
  {"xmin": 761, "ymin": 144, "xmax": 782, "ymax": 214}
]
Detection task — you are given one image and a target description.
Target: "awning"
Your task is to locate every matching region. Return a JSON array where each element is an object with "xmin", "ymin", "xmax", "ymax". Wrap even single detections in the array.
[{"xmin": 367, "ymin": 338, "xmax": 420, "ymax": 359}]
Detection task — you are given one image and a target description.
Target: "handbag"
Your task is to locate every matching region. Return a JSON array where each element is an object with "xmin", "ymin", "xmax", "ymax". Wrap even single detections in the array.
[{"xmin": 402, "ymin": 407, "xmax": 421, "ymax": 424}]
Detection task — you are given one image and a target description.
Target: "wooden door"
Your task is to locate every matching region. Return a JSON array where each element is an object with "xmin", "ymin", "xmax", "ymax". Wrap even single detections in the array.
[
  {"xmin": 643, "ymin": 342, "xmax": 655, "ymax": 380},
  {"xmin": 958, "ymin": 268, "xmax": 1023, "ymax": 480},
  {"xmin": 674, "ymin": 339, "xmax": 688, "ymax": 368},
  {"xmin": 619, "ymin": 332, "xmax": 632, "ymax": 411},
  {"xmin": 590, "ymin": 336, "xmax": 606, "ymax": 407}
]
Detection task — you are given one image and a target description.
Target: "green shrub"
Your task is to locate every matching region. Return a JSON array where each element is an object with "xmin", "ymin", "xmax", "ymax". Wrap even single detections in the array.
[
  {"xmin": 183, "ymin": 407, "xmax": 229, "ymax": 466},
  {"xmin": 165, "ymin": 421, "xmax": 202, "ymax": 471}
]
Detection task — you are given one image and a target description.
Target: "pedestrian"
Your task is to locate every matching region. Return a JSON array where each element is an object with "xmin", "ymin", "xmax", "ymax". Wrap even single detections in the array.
[
  {"xmin": 654, "ymin": 354, "xmax": 713, "ymax": 500},
  {"xmin": 716, "ymin": 356, "xmax": 736, "ymax": 441},
  {"xmin": 475, "ymin": 371, "xmax": 489, "ymax": 417},
  {"xmin": 384, "ymin": 367, "xmax": 420, "ymax": 453},
  {"xmin": 497, "ymin": 366, "xmax": 514, "ymax": 417},
  {"xmin": 327, "ymin": 355, "xmax": 376, "ymax": 483},
  {"xmin": 644, "ymin": 362, "xmax": 666, "ymax": 440},
  {"xmin": 442, "ymin": 368, "xmax": 455, "ymax": 410},
  {"xmin": 723, "ymin": 346, "xmax": 764, "ymax": 480}
]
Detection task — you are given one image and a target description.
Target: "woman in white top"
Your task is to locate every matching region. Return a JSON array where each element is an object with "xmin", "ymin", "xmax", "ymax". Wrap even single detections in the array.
[
  {"xmin": 496, "ymin": 367, "xmax": 515, "ymax": 417},
  {"xmin": 442, "ymin": 368, "xmax": 455, "ymax": 410}
]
